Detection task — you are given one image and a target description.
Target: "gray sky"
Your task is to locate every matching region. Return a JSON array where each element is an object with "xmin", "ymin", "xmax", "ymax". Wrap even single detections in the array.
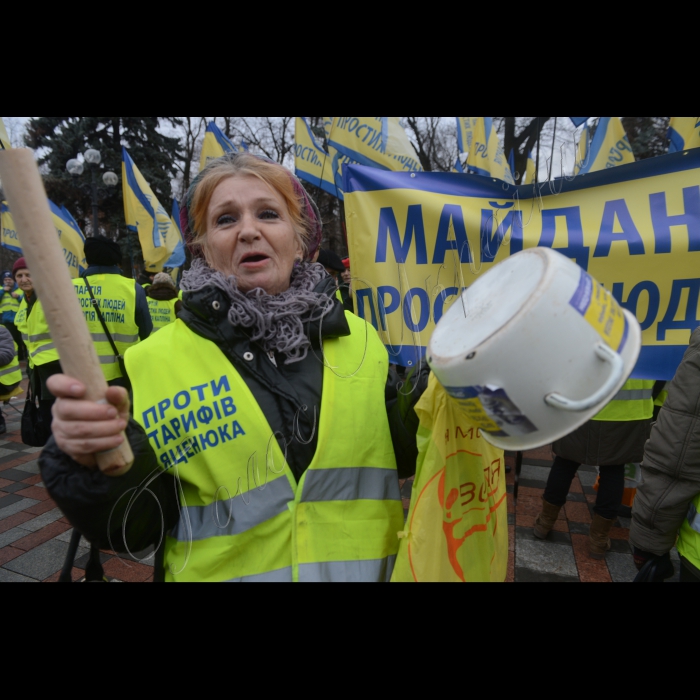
[{"xmin": 3, "ymin": 116, "xmax": 587, "ymax": 180}]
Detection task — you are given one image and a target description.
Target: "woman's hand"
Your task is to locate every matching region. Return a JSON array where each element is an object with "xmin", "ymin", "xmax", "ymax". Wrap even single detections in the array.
[{"xmin": 48, "ymin": 375, "xmax": 130, "ymax": 470}]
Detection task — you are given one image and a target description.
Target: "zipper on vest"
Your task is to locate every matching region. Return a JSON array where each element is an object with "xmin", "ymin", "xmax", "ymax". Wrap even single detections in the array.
[{"xmin": 268, "ymin": 351, "xmax": 278, "ymax": 368}]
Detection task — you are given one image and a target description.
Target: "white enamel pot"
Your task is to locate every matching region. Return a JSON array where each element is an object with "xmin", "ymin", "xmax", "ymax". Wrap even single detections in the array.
[{"xmin": 427, "ymin": 247, "xmax": 642, "ymax": 452}]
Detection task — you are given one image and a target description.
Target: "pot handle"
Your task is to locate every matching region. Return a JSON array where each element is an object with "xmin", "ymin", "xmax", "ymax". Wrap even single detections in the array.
[{"xmin": 545, "ymin": 343, "xmax": 625, "ymax": 413}]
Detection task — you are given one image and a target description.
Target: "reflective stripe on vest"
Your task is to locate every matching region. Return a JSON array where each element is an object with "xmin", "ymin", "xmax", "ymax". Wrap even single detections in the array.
[
  {"xmin": 593, "ymin": 380, "xmax": 656, "ymax": 422},
  {"xmin": 14, "ymin": 299, "xmax": 32, "ymax": 368},
  {"xmin": 678, "ymin": 496, "xmax": 700, "ymax": 571},
  {"xmin": 0, "ymin": 291, "xmax": 22, "ymax": 316},
  {"xmin": 226, "ymin": 568, "xmax": 293, "ymax": 583},
  {"xmin": 126, "ymin": 315, "xmax": 404, "ymax": 583},
  {"xmin": 73, "ymin": 275, "xmax": 140, "ymax": 381},
  {"xmin": 25, "ymin": 303, "xmax": 60, "ymax": 367},
  {"xmin": 299, "ymin": 557, "xmax": 397, "ymax": 584},
  {"xmin": 174, "ymin": 467, "xmax": 402, "ymax": 544}
]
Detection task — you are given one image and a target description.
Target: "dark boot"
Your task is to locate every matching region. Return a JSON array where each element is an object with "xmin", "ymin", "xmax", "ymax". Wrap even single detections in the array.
[
  {"xmin": 0, "ymin": 411, "xmax": 6, "ymax": 436},
  {"xmin": 534, "ymin": 499, "xmax": 563, "ymax": 540},
  {"xmin": 589, "ymin": 514, "xmax": 615, "ymax": 560}
]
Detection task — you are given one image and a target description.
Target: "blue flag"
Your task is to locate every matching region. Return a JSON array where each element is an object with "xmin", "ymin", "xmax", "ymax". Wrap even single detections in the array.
[{"xmin": 570, "ymin": 117, "xmax": 590, "ymax": 127}]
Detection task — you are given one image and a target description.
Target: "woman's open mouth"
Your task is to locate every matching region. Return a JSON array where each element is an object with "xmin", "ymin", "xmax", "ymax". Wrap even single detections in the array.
[{"xmin": 240, "ymin": 254, "xmax": 271, "ymax": 268}]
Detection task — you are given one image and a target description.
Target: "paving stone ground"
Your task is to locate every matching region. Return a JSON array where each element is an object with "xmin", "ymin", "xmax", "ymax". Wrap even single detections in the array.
[
  {"xmin": 0, "ymin": 366, "xmax": 154, "ymax": 584},
  {"xmin": 0, "ymin": 366, "xmax": 680, "ymax": 583},
  {"xmin": 502, "ymin": 447, "xmax": 682, "ymax": 583}
]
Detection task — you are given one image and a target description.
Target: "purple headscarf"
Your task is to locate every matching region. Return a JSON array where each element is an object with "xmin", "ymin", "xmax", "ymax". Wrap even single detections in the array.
[{"xmin": 180, "ymin": 153, "xmax": 323, "ymax": 261}]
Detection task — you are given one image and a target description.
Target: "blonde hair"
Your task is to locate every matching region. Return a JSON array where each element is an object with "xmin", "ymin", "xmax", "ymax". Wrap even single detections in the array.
[{"xmin": 188, "ymin": 153, "xmax": 313, "ymax": 256}]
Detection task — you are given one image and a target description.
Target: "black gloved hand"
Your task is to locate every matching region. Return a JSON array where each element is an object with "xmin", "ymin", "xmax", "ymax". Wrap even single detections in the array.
[{"xmin": 633, "ymin": 548, "xmax": 675, "ymax": 582}]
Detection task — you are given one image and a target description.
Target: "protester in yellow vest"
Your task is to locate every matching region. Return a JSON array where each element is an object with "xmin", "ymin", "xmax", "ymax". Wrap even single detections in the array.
[
  {"xmin": 39, "ymin": 154, "xmax": 431, "ymax": 583},
  {"xmin": 0, "ymin": 270, "xmax": 25, "ymax": 361},
  {"xmin": 145, "ymin": 273, "xmax": 181, "ymax": 334},
  {"xmin": 0, "ymin": 325, "xmax": 22, "ymax": 435},
  {"xmin": 68, "ymin": 237, "xmax": 152, "ymax": 388},
  {"xmin": 632, "ymin": 330, "xmax": 700, "ymax": 583},
  {"xmin": 13, "ymin": 257, "xmax": 61, "ymax": 437},
  {"xmin": 535, "ymin": 379, "xmax": 655, "ymax": 559}
]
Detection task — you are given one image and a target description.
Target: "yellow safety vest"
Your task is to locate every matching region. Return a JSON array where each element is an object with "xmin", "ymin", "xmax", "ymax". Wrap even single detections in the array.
[
  {"xmin": 147, "ymin": 297, "xmax": 178, "ymax": 333},
  {"xmin": 15, "ymin": 298, "xmax": 29, "ymax": 359},
  {"xmin": 655, "ymin": 383, "xmax": 668, "ymax": 408},
  {"xmin": 593, "ymin": 380, "xmax": 656, "ymax": 422},
  {"xmin": 125, "ymin": 312, "xmax": 404, "ymax": 583},
  {"xmin": 0, "ymin": 341, "xmax": 22, "ymax": 388},
  {"xmin": 0, "ymin": 289, "xmax": 22, "ymax": 318},
  {"xmin": 678, "ymin": 493, "xmax": 700, "ymax": 571},
  {"xmin": 17, "ymin": 297, "xmax": 60, "ymax": 368},
  {"xmin": 71, "ymin": 275, "xmax": 140, "ymax": 381}
]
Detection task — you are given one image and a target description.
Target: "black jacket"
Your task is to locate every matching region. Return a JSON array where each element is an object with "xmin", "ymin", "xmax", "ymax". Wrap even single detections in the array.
[{"xmin": 40, "ymin": 276, "xmax": 425, "ymax": 576}]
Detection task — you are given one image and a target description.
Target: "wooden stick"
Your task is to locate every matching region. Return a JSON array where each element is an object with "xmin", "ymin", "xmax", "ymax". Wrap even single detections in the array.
[{"xmin": 0, "ymin": 149, "xmax": 133, "ymax": 476}]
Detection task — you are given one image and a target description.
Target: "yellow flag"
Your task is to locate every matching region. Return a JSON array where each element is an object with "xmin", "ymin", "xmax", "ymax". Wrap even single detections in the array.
[
  {"xmin": 295, "ymin": 117, "xmax": 359, "ymax": 200},
  {"xmin": 0, "ymin": 118, "xmax": 10, "ymax": 150},
  {"xmin": 1, "ymin": 202, "xmax": 21, "ymax": 253},
  {"xmin": 392, "ymin": 376, "xmax": 508, "ymax": 583},
  {"xmin": 462, "ymin": 117, "xmax": 514, "ymax": 184},
  {"xmin": 122, "ymin": 147, "xmax": 172, "ymax": 273},
  {"xmin": 50, "ymin": 202, "xmax": 87, "ymax": 278},
  {"xmin": 668, "ymin": 117, "xmax": 700, "ymax": 153},
  {"xmin": 199, "ymin": 121, "xmax": 248, "ymax": 172},
  {"xmin": 523, "ymin": 150, "xmax": 537, "ymax": 185},
  {"xmin": 576, "ymin": 117, "xmax": 634, "ymax": 174},
  {"xmin": 294, "ymin": 117, "xmax": 337, "ymax": 196},
  {"xmin": 327, "ymin": 117, "xmax": 423, "ymax": 172},
  {"xmin": 2, "ymin": 200, "xmax": 86, "ymax": 277}
]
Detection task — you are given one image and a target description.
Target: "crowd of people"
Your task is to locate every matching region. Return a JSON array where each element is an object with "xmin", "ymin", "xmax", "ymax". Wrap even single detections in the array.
[{"xmin": 0, "ymin": 151, "xmax": 695, "ymax": 583}]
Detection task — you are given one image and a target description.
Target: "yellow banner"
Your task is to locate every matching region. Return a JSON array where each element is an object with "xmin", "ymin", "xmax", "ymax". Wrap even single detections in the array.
[
  {"xmin": 0, "ymin": 118, "xmax": 10, "ymax": 150},
  {"xmin": 344, "ymin": 152, "xmax": 700, "ymax": 381},
  {"xmin": 327, "ymin": 117, "xmax": 423, "ymax": 173}
]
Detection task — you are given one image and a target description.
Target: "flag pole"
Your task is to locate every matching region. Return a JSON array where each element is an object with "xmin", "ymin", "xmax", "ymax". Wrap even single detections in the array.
[
  {"xmin": 548, "ymin": 117, "xmax": 558, "ymax": 181},
  {"xmin": 535, "ymin": 117, "xmax": 542, "ymax": 186}
]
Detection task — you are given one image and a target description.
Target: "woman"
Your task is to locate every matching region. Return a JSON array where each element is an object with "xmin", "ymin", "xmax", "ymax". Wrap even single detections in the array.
[
  {"xmin": 40, "ymin": 153, "xmax": 421, "ymax": 583},
  {"xmin": 14, "ymin": 258, "xmax": 61, "ymax": 440},
  {"xmin": 0, "ymin": 270, "xmax": 25, "ymax": 361}
]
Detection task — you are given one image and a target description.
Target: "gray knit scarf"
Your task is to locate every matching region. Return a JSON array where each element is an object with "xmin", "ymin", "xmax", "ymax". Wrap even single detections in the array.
[{"xmin": 181, "ymin": 259, "xmax": 335, "ymax": 364}]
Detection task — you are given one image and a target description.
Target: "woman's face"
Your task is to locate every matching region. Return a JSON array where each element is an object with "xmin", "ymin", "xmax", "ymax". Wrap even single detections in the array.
[
  {"xmin": 204, "ymin": 175, "xmax": 303, "ymax": 296},
  {"xmin": 15, "ymin": 270, "xmax": 32, "ymax": 294},
  {"xmin": 341, "ymin": 269, "xmax": 352, "ymax": 286}
]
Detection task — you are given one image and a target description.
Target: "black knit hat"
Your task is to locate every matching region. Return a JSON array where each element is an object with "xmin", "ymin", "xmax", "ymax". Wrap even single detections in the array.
[
  {"xmin": 84, "ymin": 237, "xmax": 122, "ymax": 267},
  {"xmin": 317, "ymin": 249, "xmax": 346, "ymax": 273}
]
